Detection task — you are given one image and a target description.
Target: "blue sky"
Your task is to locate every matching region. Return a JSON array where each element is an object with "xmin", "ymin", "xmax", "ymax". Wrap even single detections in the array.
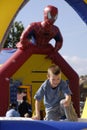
[{"xmin": 15, "ymin": 0, "xmax": 87, "ymax": 76}]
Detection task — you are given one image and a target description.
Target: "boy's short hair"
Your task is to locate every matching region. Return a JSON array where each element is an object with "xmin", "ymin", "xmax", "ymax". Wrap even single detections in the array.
[{"xmin": 47, "ymin": 65, "xmax": 61, "ymax": 75}]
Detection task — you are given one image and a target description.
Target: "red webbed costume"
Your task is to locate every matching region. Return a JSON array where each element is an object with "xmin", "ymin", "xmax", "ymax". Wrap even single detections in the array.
[{"xmin": 17, "ymin": 5, "xmax": 63, "ymax": 52}]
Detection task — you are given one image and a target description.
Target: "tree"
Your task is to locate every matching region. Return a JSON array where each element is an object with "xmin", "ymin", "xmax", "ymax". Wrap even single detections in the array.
[{"xmin": 4, "ymin": 21, "xmax": 24, "ymax": 48}]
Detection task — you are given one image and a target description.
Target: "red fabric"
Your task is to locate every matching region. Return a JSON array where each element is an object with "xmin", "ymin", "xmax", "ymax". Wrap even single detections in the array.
[{"xmin": 16, "ymin": 5, "xmax": 63, "ymax": 52}]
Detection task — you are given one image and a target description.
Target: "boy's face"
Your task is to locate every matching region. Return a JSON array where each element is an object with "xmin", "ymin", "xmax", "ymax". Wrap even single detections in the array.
[{"xmin": 48, "ymin": 73, "xmax": 61, "ymax": 88}]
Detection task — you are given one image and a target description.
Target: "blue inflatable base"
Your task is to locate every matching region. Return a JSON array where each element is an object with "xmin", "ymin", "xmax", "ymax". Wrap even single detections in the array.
[{"xmin": 0, "ymin": 120, "xmax": 87, "ymax": 130}]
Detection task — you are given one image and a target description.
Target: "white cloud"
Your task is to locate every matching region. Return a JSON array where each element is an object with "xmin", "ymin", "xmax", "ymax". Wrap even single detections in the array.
[{"xmin": 63, "ymin": 55, "xmax": 87, "ymax": 76}]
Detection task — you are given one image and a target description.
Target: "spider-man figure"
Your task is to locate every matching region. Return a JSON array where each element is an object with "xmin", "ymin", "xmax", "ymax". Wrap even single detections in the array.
[{"xmin": 17, "ymin": 5, "xmax": 63, "ymax": 52}]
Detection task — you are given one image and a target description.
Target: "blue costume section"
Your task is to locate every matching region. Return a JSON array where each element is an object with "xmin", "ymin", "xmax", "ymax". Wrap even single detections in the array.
[
  {"xmin": 65, "ymin": 0, "xmax": 87, "ymax": 25},
  {"xmin": 0, "ymin": 120, "xmax": 87, "ymax": 130}
]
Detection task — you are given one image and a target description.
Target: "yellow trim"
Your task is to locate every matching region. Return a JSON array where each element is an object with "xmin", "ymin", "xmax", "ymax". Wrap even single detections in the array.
[
  {"xmin": 18, "ymin": 85, "xmax": 31, "ymax": 104},
  {"xmin": 0, "ymin": 0, "xmax": 29, "ymax": 47},
  {"xmin": 83, "ymin": 0, "xmax": 87, "ymax": 4}
]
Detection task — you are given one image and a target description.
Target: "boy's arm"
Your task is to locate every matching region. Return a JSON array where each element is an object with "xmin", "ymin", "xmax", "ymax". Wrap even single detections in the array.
[{"xmin": 32, "ymin": 100, "xmax": 41, "ymax": 120}]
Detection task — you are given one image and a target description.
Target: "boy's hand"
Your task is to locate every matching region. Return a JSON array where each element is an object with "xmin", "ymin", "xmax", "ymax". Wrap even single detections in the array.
[{"xmin": 60, "ymin": 99, "xmax": 70, "ymax": 107}]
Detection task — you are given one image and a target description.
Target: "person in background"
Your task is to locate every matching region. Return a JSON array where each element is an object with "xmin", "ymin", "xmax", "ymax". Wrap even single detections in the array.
[
  {"xmin": 18, "ymin": 96, "xmax": 32, "ymax": 117},
  {"xmin": 6, "ymin": 103, "xmax": 20, "ymax": 117},
  {"xmin": 32, "ymin": 65, "xmax": 78, "ymax": 121}
]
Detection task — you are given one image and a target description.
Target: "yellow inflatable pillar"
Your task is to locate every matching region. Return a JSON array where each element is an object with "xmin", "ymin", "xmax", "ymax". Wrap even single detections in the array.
[
  {"xmin": 81, "ymin": 98, "xmax": 87, "ymax": 118},
  {"xmin": 0, "ymin": 0, "xmax": 29, "ymax": 49}
]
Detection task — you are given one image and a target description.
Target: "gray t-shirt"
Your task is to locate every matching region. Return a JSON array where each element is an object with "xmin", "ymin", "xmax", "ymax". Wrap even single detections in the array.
[{"xmin": 34, "ymin": 79, "xmax": 72, "ymax": 110}]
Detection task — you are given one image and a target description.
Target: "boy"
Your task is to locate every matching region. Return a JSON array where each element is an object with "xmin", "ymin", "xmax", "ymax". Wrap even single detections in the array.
[{"xmin": 33, "ymin": 65, "xmax": 78, "ymax": 121}]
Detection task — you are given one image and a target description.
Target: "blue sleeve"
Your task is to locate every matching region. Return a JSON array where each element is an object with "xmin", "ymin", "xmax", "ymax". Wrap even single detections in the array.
[
  {"xmin": 34, "ymin": 84, "xmax": 45, "ymax": 101},
  {"xmin": 61, "ymin": 81, "xmax": 72, "ymax": 96}
]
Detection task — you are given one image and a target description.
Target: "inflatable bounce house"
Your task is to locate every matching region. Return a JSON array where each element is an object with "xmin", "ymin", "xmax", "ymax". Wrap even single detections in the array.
[{"xmin": 0, "ymin": 0, "xmax": 87, "ymax": 130}]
